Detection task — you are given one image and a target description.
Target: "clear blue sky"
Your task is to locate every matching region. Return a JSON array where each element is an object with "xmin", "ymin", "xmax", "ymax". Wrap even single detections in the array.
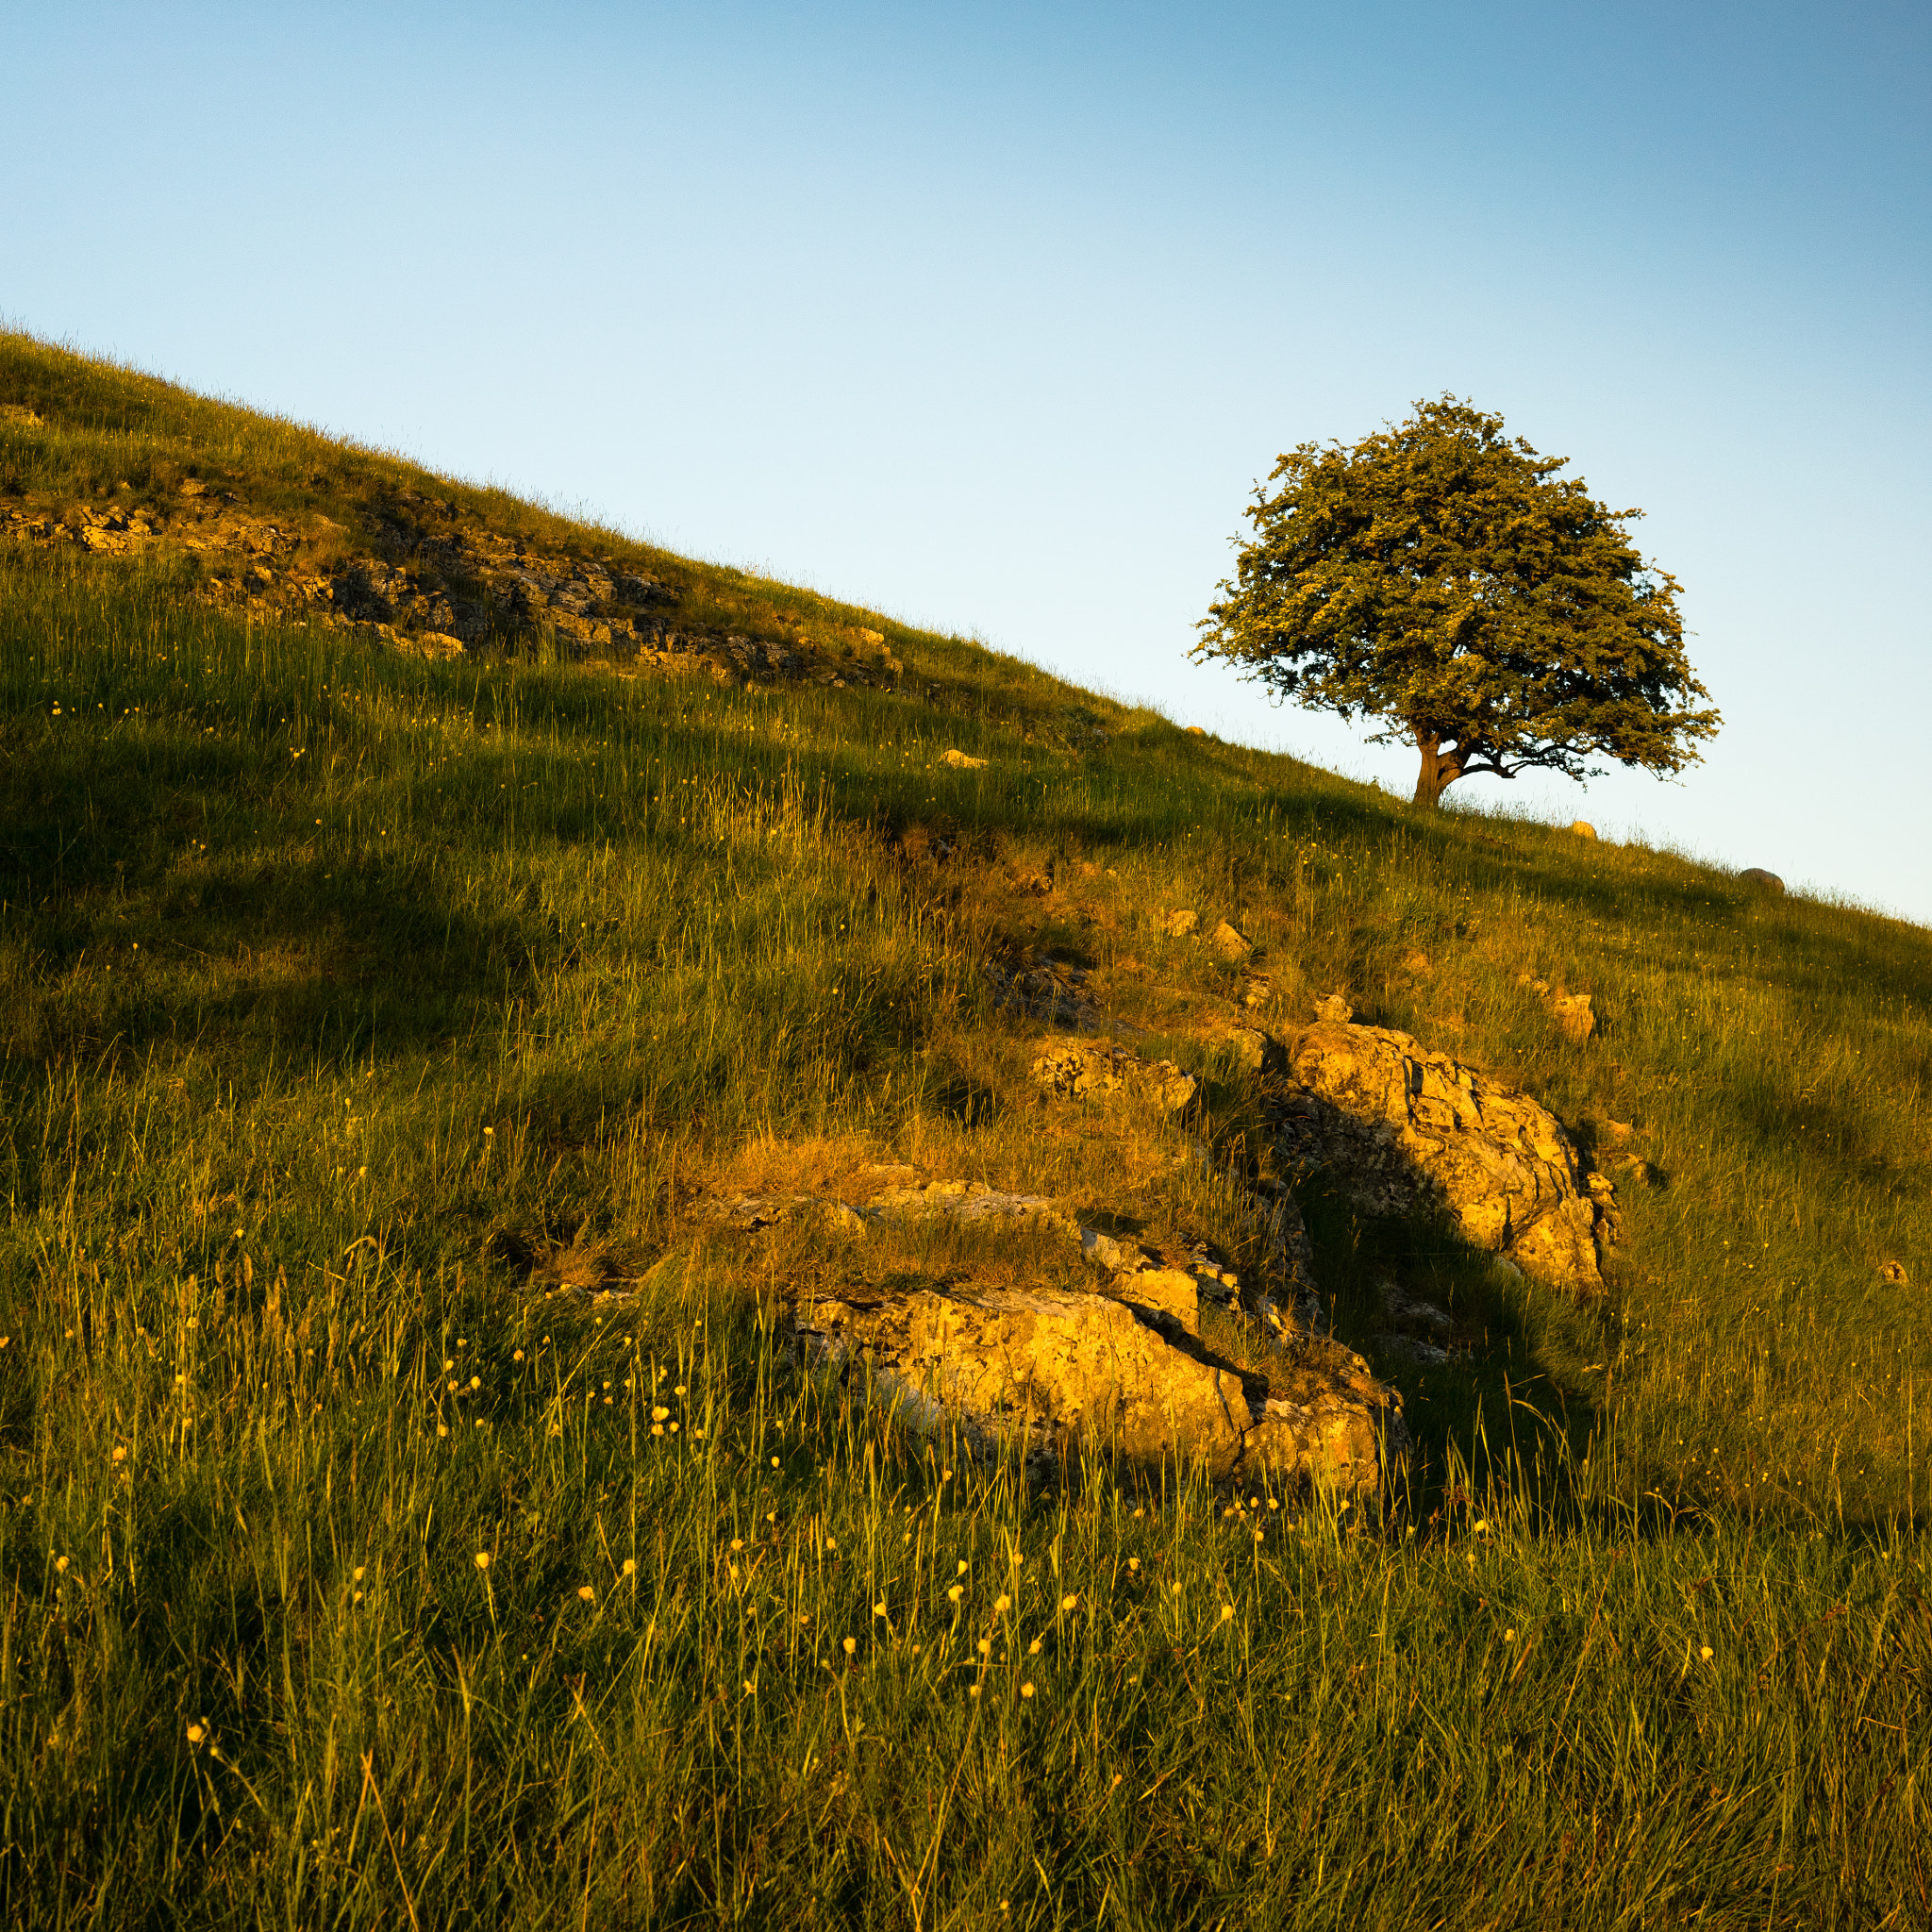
[{"xmin": 7, "ymin": 2, "xmax": 1928, "ymax": 922}]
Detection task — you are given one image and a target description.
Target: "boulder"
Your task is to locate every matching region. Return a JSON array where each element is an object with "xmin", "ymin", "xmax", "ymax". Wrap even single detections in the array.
[
  {"xmin": 793, "ymin": 1280, "xmax": 1404, "ymax": 1498},
  {"xmin": 1740, "ymin": 868, "xmax": 1786, "ymax": 892},
  {"xmin": 1031, "ymin": 1040, "xmax": 1199, "ymax": 1112},
  {"xmin": 1163, "ymin": 908, "xmax": 1199, "ymax": 938},
  {"xmin": 1570, "ymin": 821, "xmax": 1599, "ymax": 840},
  {"xmin": 1273, "ymin": 1015, "xmax": 1612, "ymax": 1291},
  {"xmin": 1210, "ymin": 919, "xmax": 1254, "ymax": 960}
]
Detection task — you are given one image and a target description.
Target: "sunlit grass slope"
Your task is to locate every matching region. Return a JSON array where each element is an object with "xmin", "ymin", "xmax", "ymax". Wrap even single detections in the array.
[{"xmin": 1, "ymin": 342, "xmax": 1929, "ymax": 1927}]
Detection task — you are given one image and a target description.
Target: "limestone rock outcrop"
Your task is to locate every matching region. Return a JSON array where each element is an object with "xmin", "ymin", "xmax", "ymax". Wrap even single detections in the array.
[
  {"xmin": 1031, "ymin": 1040, "xmax": 1199, "ymax": 1112},
  {"xmin": 793, "ymin": 1280, "xmax": 1404, "ymax": 1499},
  {"xmin": 1273, "ymin": 1015, "xmax": 1613, "ymax": 1291}
]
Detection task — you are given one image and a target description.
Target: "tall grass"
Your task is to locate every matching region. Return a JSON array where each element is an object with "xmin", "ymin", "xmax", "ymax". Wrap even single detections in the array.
[{"xmin": 1, "ymin": 519, "xmax": 1927, "ymax": 1921}]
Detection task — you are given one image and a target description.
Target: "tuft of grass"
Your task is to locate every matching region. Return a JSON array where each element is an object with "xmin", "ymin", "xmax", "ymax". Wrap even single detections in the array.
[{"xmin": 0, "ymin": 341, "xmax": 1928, "ymax": 1924}]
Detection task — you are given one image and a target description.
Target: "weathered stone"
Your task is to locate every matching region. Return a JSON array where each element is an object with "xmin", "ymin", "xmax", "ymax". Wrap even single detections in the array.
[
  {"xmin": 1224, "ymin": 1026, "xmax": 1272, "ymax": 1073},
  {"xmin": 1740, "ymin": 868, "xmax": 1786, "ymax": 892},
  {"xmin": 1210, "ymin": 919, "xmax": 1253, "ymax": 960},
  {"xmin": 1030, "ymin": 1040, "xmax": 1199, "ymax": 1112},
  {"xmin": 1273, "ymin": 1016, "xmax": 1611, "ymax": 1291},
  {"xmin": 1375, "ymin": 1333, "xmax": 1450, "ymax": 1367},
  {"xmin": 1079, "ymin": 1228, "xmax": 1149, "ymax": 1274},
  {"xmin": 1111, "ymin": 1267, "xmax": 1199, "ymax": 1334},
  {"xmin": 706, "ymin": 1182, "xmax": 1072, "ymax": 1235},
  {"xmin": 1163, "ymin": 908, "xmax": 1198, "ymax": 939},
  {"xmin": 1315, "ymin": 994, "xmax": 1354, "ymax": 1024},
  {"xmin": 1880, "ymin": 1259, "xmax": 1910, "ymax": 1288},
  {"xmin": 1379, "ymin": 1279, "xmax": 1454, "ymax": 1340},
  {"xmin": 1570, "ymin": 821, "xmax": 1598, "ymax": 840},
  {"xmin": 793, "ymin": 1280, "xmax": 1403, "ymax": 1497},
  {"xmin": 869, "ymin": 1181, "xmax": 1073, "ymax": 1232},
  {"xmin": 941, "ymin": 747, "xmax": 987, "ymax": 770}
]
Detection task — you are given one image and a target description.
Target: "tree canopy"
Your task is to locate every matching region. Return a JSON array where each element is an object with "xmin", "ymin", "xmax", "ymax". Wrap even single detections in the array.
[{"xmin": 1195, "ymin": 397, "xmax": 1721, "ymax": 807}]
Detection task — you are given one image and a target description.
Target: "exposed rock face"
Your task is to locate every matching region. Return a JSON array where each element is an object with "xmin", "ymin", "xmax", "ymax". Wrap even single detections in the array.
[
  {"xmin": 794, "ymin": 1281, "xmax": 1404, "ymax": 1498},
  {"xmin": 1274, "ymin": 1016, "xmax": 1612, "ymax": 1290},
  {"xmin": 704, "ymin": 1180, "xmax": 1072, "ymax": 1236},
  {"xmin": 1, "ymin": 479, "xmax": 895, "ymax": 689},
  {"xmin": 1030, "ymin": 1040, "xmax": 1199, "ymax": 1112}
]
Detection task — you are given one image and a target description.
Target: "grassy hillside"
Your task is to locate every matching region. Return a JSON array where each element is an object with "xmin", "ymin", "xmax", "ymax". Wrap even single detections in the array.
[{"xmin": 2, "ymin": 332, "xmax": 1929, "ymax": 1927}]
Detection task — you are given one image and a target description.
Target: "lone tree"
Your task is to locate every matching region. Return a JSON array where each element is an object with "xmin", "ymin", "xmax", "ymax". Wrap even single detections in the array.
[{"xmin": 1195, "ymin": 397, "xmax": 1720, "ymax": 807}]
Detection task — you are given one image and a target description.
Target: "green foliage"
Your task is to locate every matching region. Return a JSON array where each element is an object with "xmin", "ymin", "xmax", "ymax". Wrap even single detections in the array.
[{"xmin": 1197, "ymin": 397, "xmax": 1722, "ymax": 805}]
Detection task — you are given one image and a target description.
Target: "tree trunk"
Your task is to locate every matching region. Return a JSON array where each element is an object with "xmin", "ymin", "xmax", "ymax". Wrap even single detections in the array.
[{"xmin": 1411, "ymin": 733, "xmax": 1460, "ymax": 808}]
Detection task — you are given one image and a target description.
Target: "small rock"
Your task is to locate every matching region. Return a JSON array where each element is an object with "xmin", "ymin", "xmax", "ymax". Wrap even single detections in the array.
[
  {"xmin": 1374, "ymin": 1333, "xmax": 1451, "ymax": 1368},
  {"xmin": 1740, "ymin": 868, "xmax": 1785, "ymax": 892},
  {"xmin": 1314, "ymin": 994, "xmax": 1354, "ymax": 1024},
  {"xmin": 1210, "ymin": 920, "xmax": 1253, "ymax": 960},
  {"xmin": 1602, "ymin": 1118, "xmax": 1635, "ymax": 1143},
  {"xmin": 1570, "ymin": 821, "xmax": 1598, "ymax": 840},
  {"xmin": 1163, "ymin": 908, "xmax": 1198, "ymax": 938},
  {"xmin": 1185, "ymin": 724, "xmax": 1207, "ymax": 737},
  {"xmin": 1224, "ymin": 1026, "xmax": 1282, "ymax": 1074},
  {"xmin": 1031, "ymin": 1041, "xmax": 1199, "ymax": 1112},
  {"xmin": 941, "ymin": 748, "xmax": 988, "ymax": 770},
  {"xmin": 1880, "ymin": 1259, "xmax": 1910, "ymax": 1287},
  {"xmin": 1080, "ymin": 1228, "xmax": 1153, "ymax": 1274},
  {"xmin": 1380, "ymin": 1279, "xmax": 1454, "ymax": 1339},
  {"xmin": 1401, "ymin": 950, "xmax": 1432, "ymax": 976},
  {"xmin": 1241, "ymin": 974, "xmax": 1273, "ymax": 1009},
  {"xmin": 1552, "ymin": 991, "xmax": 1595, "ymax": 1042}
]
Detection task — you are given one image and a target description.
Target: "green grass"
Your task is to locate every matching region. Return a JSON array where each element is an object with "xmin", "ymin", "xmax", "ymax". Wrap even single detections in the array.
[{"xmin": 1, "ymin": 343, "xmax": 1929, "ymax": 1925}]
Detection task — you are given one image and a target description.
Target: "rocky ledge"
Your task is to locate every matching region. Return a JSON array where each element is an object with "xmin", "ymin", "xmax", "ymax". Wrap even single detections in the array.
[
  {"xmin": 1270, "ymin": 999, "xmax": 1616, "ymax": 1291},
  {"xmin": 794, "ymin": 1280, "xmax": 1404, "ymax": 1501}
]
